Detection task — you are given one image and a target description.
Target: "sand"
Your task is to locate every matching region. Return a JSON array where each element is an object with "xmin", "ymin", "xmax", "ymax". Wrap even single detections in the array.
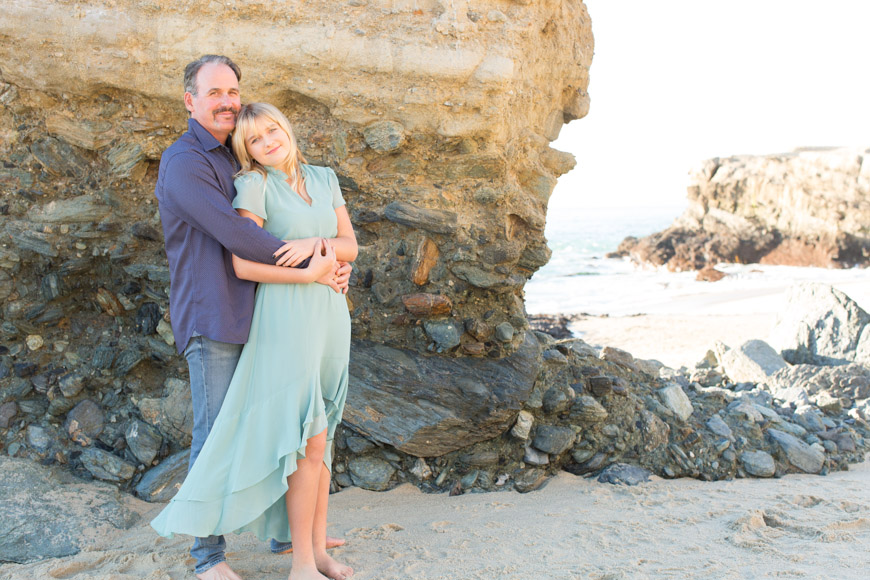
[
  {"xmin": 569, "ymin": 313, "xmax": 778, "ymax": 370},
  {"xmin": 1, "ymin": 457, "xmax": 868, "ymax": 580}
]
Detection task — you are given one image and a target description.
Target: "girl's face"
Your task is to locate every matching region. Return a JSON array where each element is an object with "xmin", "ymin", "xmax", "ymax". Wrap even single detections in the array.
[{"xmin": 245, "ymin": 117, "xmax": 292, "ymax": 167}]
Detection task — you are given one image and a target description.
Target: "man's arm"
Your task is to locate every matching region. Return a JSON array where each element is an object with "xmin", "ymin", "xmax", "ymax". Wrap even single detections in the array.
[{"xmin": 158, "ymin": 150, "xmax": 283, "ymax": 264}]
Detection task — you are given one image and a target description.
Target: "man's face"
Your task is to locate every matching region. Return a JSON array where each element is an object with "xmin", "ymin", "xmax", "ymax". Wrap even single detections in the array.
[{"xmin": 184, "ymin": 63, "xmax": 241, "ymax": 142}]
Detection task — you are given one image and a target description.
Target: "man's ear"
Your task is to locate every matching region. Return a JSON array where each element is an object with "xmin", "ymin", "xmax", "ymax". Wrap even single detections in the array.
[{"xmin": 183, "ymin": 92, "xmax": 195, "ymax": 114}]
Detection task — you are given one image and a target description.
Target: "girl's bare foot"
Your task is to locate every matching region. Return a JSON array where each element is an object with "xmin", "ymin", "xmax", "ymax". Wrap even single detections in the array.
[
  {"xmin": 315, "ymin": 553, "xmax": 354, "ymax": 580},
  {"xmin": 289, "ymin": 563, "xmax": 329, "ymax": 580}
]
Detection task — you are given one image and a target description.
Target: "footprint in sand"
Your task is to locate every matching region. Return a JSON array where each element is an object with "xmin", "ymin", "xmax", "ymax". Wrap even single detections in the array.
[
  {"xmin": 49, "ymin": 553, "xmax": 136, "ymax": 579},
  {"xmin": 789, "ymin": 495, "xmax": 824, "ymax": 508},
  {"xmin": 346, "ymin": 523, "xmax": 405, "ymax": 540},
  {"xmin": 430, "ymin": 520, "xmax": 453, "ymax": 533},
  {"xmin": 839, "ymin": 500, "xmax": 867, "ymax": 514}
]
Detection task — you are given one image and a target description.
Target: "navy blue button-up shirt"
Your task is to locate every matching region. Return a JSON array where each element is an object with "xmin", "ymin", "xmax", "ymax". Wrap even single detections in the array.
[{"xmin": 155, "ymin": 119, "xmax": 284, "ymax": 353}]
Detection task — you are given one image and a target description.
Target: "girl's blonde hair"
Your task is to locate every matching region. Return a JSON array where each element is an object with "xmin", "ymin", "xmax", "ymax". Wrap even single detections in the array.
[{"xmin": 232, "ymin": 102, "xmax": 307, "ymax": 188}]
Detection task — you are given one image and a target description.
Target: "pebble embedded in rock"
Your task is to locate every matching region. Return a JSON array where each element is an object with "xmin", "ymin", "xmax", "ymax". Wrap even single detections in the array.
[
  {"xmin": 125, "ymin": 419, "xmax": 163, "ymax": 466},
  {"xmin": 658, "ymin": 383, "xmax": 693, "ymax": 421},
  {"xmin": 570, "ymin": 395, "xmax": 608, "ymax": 423},
  {"xmin": 80, "ymin": 448, "xmax": 136, "ymax": 482},
  {"xmin": 532, "ymin": 425, "xmax": 576, "ymax": 455},
  {"xmin": 511, "ymin": 410, "xmax": 534, "ymax": 440},
  {"xmin": 587, "ymin": 375, "xmax": 613, "ymax": 397},
  {"xmin": 423, "ymin": 320, "xmax": 461, "ymax": 351},
  {"xmin": 792, "ymin": 405, "xmax": 826, "ymax": 433},
  {"xmin": 348, "ymin": 456, "xmax": 396, "ymax": 491},
  {"xmin": 25, "ymin": 335, "xmax": 43, "ymax": 351},
  {"xmin": 523, "ymin": 444, "xmax": 549, "ymax": 466},
  {"xmin": 65, "ymin": 399, "xmax": 105, "ymax": 441},
  {"xmin": 135, "ymin": 302, "xmax": 161, "ymax": 335},
  {"xmin": 134, "ymin": 450, "xmax": 189, "ymax": 502},
  {"xmin": 58, "ymin": 372, "xmax": 86, "ymax": 398},
  {"xmin": 345, "ymin": 435, "xmax": 376, "ymax": 455},
  {"xmin": 494, "ymin": 322, "xmax": 515, "ymax": 342},
  {"xmin": 401, "ymin": 293, "xmax": 452, "ymax": 317},
  {"xmin": 410, "ymin": 458, "xmax": 432, "ymax": 480},
  {"xmin": 362, "ymin": 121, "xmax": 406, "ymax": 153},
  {"xmin": 705, "ymin": 415, "xmax": 733, "ymax": 439},
  {"xmin": 156, "ymin": 318, "xmax": 175, "ymax": 346},
  {"xmin": 542, "ymin": 385, "xmax": 571, "ymax": 414},
  {"xmin": 597, "ymin": 463, "xmax": 652, "ymax": 486},
  {"xmin": 0, "ymin": 402, "xmax": 19, "ymax": 429},
  {"xmin": 513, "ymin": 468, "xmax": 549, "ymax": 493},
  {"xmin": 26, "ymin": 425, "xmax": 52, "ymax": 451},
  {"xmin": 767, "ymin": 428, "xmax": 826, "ymax": 474}
]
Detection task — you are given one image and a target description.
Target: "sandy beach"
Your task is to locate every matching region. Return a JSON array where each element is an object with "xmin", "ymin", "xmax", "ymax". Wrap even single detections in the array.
[
  {"xmin": 569, "ymin": 313, "xmax": 777, "ymax": 370},
  {"xmin": 2, "ymin": 455, "xmax": 867, "ymax": 580}
]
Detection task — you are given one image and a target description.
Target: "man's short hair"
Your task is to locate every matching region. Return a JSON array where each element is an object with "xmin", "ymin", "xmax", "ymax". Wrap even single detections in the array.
[{"xmin": 183, "ymin": 55, "xmax": 242, "ymax": 96}]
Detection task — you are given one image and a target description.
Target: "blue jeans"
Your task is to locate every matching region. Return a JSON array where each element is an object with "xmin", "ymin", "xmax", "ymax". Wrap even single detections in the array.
[{"xmin": 184, "ymin": 334, "xmax": 243, "ymax": 575}]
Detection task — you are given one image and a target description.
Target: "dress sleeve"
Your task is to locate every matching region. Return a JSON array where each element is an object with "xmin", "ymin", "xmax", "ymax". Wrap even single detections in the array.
[
  {"xmin": 327, "ymin": 168, "xmax": 346, "ymax": 209},
  {"xmin": 232, "ymin": 172, "xmax": 268, "ymax": 220}
]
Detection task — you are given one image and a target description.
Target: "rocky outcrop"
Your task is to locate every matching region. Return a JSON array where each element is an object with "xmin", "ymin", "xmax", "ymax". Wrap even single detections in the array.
[
  {"xmin": 0, "ymin": 1, "xmax": 593, "ymax": 502},
  {"xmin": 613, "ymin": 147, "xmax": 870, "ymax": 270}
]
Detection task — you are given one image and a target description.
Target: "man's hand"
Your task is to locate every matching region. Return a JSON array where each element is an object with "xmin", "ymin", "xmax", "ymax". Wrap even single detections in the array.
[{"xmin": 274, "ymin": 237, "xmax": 318, "ymax": 267}]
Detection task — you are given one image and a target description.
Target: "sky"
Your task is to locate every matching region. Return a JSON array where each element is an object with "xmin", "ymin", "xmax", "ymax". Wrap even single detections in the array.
[{"xmin": 549, "ymin": 0, "xmax": 870, "ymax": 210}]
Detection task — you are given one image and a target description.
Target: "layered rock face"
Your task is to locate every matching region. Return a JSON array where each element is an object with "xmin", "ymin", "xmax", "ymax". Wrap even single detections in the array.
[
  {"xmin": 0, "ymin": 1, "xmax": 593, "ymax": 492},
  {"xmin": 615, "ymin": 148, "xmax": 870, "ymax": 270}
]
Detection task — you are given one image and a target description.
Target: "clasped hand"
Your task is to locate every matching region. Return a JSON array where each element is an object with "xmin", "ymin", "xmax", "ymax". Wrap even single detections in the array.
[{"xmin": 284, "ymin": 238, "xmax": 350, "ymax": 294}]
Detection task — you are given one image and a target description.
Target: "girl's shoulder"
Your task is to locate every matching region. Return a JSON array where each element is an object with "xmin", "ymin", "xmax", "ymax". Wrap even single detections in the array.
[
  {"xmin": 302, "ymin": 164, "xmax": 337, "ymax": 181},
  {"xmin": 233, "ymin": 170, "xmax": 266, "ymax": 189}
]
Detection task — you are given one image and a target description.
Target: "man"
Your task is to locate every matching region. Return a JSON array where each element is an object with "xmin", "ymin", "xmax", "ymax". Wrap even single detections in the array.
[{"xmin": 154, "ymin": 55, "xmax": 348, "ymax": 580}]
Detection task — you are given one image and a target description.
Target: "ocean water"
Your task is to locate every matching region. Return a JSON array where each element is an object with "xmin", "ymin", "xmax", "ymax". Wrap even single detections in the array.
[{"xmin": 525, "ymin": 205, "xmax": 870, "ymax": 316}]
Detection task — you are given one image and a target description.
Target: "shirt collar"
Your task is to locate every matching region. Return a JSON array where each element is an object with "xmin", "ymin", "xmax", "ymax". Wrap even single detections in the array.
[
  {"xmin": 188, "ymin": 118, "xmax": 230, "ymax": 152},
  {"xmin": 265, "ymin": 165, "xmax": 289, "ymax": 179}
]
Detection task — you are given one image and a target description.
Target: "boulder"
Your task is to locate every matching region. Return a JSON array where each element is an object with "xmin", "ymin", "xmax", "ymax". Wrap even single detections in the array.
[
  {"xmin": 657, "ymin": 383, "xmax": 693, "ymax": 421},
  {"xmin": 719, "ymin": 340, "xmax": 787, "ymax": 384},
  {"xmin": 134, "ymin": 450, "xmax": 189, "ymax": 503},
  {"xmin": 0, "ymin": 456, "xmax": 140, "ymax": 563},
  {"xmin": 343, "ymin": 333, "xmax": 541, "ymax": 457},
  {"xmin": 769, "ymin": 283, "xmax": 870, "ymax": 365},
  {"xmin": 767, "ymin": 429, "xmax": 826, "ymax": 474},
  {"xmin": 739, "ymin": 450, "xmax": 776, "ymax": 478}
]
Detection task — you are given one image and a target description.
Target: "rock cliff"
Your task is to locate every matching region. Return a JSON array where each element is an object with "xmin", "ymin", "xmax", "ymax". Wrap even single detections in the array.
[
  {"xmin": 614, "ymin": 147, "xmax": 870, "ymax": 271},
  {"xmin": 0, "ymin": 1, "xmax": 593, "ymax": 493}
]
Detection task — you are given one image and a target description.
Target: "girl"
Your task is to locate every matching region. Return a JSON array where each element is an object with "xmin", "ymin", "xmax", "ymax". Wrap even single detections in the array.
[{"xmin": 152, "ymin": 103, "xmax": 357, "ymax": 580}]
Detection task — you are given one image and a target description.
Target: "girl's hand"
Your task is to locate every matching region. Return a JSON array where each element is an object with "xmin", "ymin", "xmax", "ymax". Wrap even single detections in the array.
[
  {"xmin": 274, "ymin": 237, "xmax": 318, "ymax": 267},
  {"xmin": 316, "ymin": 261, "xmax": 352, "ymax": 293},
  {"xmin": 335, "ymin": 261, "xmax": 352, "ymax": 294},
  {"xmin": 308, "ymin": 238, "xmax": 336, "ymax": 282}
]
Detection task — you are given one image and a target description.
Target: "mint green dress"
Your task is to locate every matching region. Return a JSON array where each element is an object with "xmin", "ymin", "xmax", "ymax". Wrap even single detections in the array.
[{"xmin": 151, "ymin": 164, "xmax": 351, "ymax": 542}]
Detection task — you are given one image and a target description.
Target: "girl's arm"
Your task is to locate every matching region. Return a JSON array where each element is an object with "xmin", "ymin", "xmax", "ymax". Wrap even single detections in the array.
[
  {"xmin": 327, "ymin": 206, "xmax": 358, "ymax": 262},
  {"xmin": 232, "ymin": 209, "xmax": 334, "ymax": 283},
  {"xmin": 274, "ymin": 207, "xmax": 358, "ymax": 266}
]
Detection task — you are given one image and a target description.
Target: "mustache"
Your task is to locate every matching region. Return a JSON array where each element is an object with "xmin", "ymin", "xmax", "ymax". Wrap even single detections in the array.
[{"xmin": 213, "ymin": 106, "xmax": 239, "ymax": 117}]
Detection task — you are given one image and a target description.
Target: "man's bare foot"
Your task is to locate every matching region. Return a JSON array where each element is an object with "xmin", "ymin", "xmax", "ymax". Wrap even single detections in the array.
[
  {"xmin": 315, "ymin": 553, "xmax": 354, "ymax": 580},
  {"xmin": 196, "ymin": 561, "xmax": 243, "ymax": 580},
  {"xmin": 288, "ymin": 563, "xmax": 329, "ymax": 580},
  {"xmin": 274, "ymin": 536, "xmax": 346, "ymax": 554}
]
